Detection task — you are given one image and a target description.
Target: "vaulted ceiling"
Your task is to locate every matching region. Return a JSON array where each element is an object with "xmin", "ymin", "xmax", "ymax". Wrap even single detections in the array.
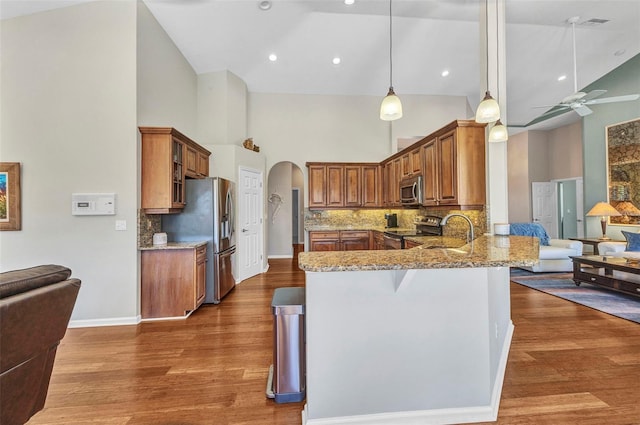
[{"xmin": 2, "ymin": 0, "xmax": 639, "ymax": 132}]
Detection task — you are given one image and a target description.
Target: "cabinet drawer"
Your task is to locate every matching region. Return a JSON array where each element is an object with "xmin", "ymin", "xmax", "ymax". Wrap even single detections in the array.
[
  {"xmin": 576, "ymin": 271, "xmax": 614, "ymax": 288},
  {"xmin": 340, "ymin": 231, "xmax": 369, "ymax": 240},
  {"xmin": 310, "ymin": 231, "xmax": 340, "ymax": 240}
]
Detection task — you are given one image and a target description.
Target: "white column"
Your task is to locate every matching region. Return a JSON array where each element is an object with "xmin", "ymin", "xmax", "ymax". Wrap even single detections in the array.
[{"xmin": 481, "ymin": 0, "xmax": 509, "ymax": 228}]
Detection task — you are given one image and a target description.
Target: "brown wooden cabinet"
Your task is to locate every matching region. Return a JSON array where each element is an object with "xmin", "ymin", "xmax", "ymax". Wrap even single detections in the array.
[
  {"xmin": 309, "ymin": 230, "xmax": 371, "ymax": 251},
  {"xmin": 381, "ymin": 120, "xmax": 486, "ymax": 210},
  {"xmin": 404, "ymin": 239, "xmax": 422, "ymax": 249},
  {"xmin": 420, "ymin": 124, "xmax": 485, "ymax": 208},
  {"xmin": 139, "ymin": 127, "xmax": 211, "ymax": 214},
  {"xmin": 372, "ymin": 230, "xmax": 385, "ymax": 250},
  {"xmin": 307, "ymin": 163, "xmax": 380, "ymax": 208},
  {"xmin": 141, "ymin": 244, "xmax": 207, "ymax": 319}
]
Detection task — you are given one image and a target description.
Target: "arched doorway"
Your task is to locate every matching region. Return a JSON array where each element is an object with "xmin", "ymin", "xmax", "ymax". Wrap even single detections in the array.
[{"xmin": 267, "ymin": 161, "xmax": 304, "ymax": 258}]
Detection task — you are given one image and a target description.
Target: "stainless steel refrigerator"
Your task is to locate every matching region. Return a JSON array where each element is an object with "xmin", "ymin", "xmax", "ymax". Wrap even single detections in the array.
[{"xmin": 162, "ymin": 177, "xmax": 236, "ymax": 304}]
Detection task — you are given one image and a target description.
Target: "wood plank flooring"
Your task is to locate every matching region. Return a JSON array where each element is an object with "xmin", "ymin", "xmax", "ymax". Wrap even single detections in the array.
[{"xmin": 28, "ymin": 257, "xmax": 640, "ymax": 425}]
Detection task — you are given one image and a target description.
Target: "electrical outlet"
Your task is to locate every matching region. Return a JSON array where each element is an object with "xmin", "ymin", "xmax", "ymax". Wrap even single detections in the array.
[{"xmin": 115, "ymin": 220, "xmax": 127, "ymax": 231}]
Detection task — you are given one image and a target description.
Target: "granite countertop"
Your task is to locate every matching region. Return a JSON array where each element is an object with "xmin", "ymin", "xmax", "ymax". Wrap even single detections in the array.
[
  {"xmin": 138, "ymin": 241, "xmax": 208, "ymax": 251},
  {"xmin": 306, "ymin": 225, "xmax": 419, "ymax": 232},
  {"xmin": 298, "ymin": 235, "xmax": 539, "ymax": 272}
]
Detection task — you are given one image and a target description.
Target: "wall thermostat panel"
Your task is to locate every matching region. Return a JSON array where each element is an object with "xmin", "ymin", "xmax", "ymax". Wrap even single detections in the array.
[{"xmin": 72, "ymin": 193, "xmax": 116, "ymax": 215}]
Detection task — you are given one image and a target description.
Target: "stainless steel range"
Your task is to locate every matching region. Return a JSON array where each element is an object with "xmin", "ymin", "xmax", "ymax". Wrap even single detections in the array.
[{"xmin": 383, "ymin": 215, "xmax": 443, "ymax": 249}]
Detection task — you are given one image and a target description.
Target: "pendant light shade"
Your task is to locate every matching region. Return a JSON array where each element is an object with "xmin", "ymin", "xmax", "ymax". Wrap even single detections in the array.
[
  {"xmin": 380, "ymin": 0, "xmax": 402, "ymax": 121},
  {"xmin": 380, "ymin": 87, "xmax": 403, "ymax": 121},
  {"xmin": 488, "ymin": 119, "xmax": 508, "ymax": 142},
  {"xmin": 476, "ymin": 91, "xmax": 500, "ymax": 123}
]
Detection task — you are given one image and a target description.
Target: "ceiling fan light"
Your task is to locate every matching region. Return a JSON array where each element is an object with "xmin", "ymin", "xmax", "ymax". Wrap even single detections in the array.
[
  {"xmin": 380, "ymin": 87, "xmax": 403, "ymax": 121},
  {"xmin": 488, "ymin": 119, "xmax": 508, "ymax": 143},
  {"xmin": 475, "ymin": 91, "xmax": 500, "ymax": 123}
]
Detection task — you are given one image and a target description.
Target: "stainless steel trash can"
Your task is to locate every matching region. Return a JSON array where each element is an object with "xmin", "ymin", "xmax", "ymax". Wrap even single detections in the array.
[{"xmin": 266, "ymin": 287, "xmax": 305, "ymax": 403}]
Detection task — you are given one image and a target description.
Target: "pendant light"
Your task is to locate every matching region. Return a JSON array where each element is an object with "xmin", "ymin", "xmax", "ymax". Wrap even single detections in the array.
[
  {"xmin": 488, "ymin": 119, "xmax": 508, "ymax": 142},
  {"xmin": 380, "ymin": 0, "xmax": 402, "ymax": 121},
  {"xmin": 475, "ymin": 0, "xmax": 500, "ymax": 124}
]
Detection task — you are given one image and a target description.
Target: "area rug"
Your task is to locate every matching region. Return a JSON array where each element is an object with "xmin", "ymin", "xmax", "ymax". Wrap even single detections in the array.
[{"xmin": 510, "ymin": 268, "xmax": 640, "ymax": 325}]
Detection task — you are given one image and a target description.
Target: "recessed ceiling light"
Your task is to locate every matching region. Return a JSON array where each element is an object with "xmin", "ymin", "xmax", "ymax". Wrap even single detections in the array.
[
  {"xmin": 344, "ymin": 0, "xmax": 355, "ymax": 5},
  {"xmin": 558, "ymin": 75, "xmax": 567, "ymax": 81},
  {"xmin": 268, "ymin": 53, "xmax": 277, "ymax": 62},
  {"xmin": 332, "ymin": 57, "xmax": 341, "ymax": 65},
  {"xmin": 258, "ymin": 1, "xmax": 271, "ymax": 11},
  {"xmin": 441, "ymin": 70, "xmax": 450, "ymax": 77},
  {"xmin": 614, "ymin": 49, "xmax": 626, "ymax": 56}
]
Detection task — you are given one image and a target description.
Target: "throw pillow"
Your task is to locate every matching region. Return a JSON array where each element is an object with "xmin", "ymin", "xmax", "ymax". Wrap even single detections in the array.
[{"xmin": 622, "ymin": 230, "xmax": 640, "ymax": 252}]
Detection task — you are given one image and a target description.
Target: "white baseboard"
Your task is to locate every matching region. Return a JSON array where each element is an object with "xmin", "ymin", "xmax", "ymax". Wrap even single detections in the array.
[
  {"xmin": 268, "ymin": 254, "xmax": 293, "ymax": 259},
  {"xmin": 68, "ymin": 315, "xmax": 141, "ymax": 328}
]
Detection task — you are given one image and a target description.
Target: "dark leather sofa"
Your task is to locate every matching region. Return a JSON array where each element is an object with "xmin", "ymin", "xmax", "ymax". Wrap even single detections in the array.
[{"xmin": 0, "ymin": 265, "xmax": 81, "ymax": 425}]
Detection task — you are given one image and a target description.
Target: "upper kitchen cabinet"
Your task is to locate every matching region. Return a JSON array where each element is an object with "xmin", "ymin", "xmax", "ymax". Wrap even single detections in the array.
[
  {"xmin": 421, "ymin": 121, "xmax": 486, "ymax": 209},
  {"xmin": 307, "ymin": 163, "xmax": 381, "ymax": 209},
  {"xmin": 139, "ymin": 127, "xmax": 211, "ymax": 214}
]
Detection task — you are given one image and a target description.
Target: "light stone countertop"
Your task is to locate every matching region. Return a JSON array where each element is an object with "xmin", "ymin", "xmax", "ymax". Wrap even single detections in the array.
[
  {"xmin": 298, "ymin": 235, "xmax": 539, "ymax": 272},
  {"xmin": 138, "ymin": 241, "xmax": 207, "ymax": 251}
]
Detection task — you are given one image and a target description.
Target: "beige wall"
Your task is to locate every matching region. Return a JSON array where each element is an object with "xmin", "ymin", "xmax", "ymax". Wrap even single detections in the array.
[
  {"xmin": 0, "ymin": 1, "xmax": 139, "ymax": 323},
  {"xmin": 0, "ymin": 1, "xmax": 200, "ymax": 325},
  {"xmin": 507, "ymin": 122, "xmax": 584, "ymax": 223},
  {"xmin": 547, "ymin": 121, "xmax": 583, "ymax": 179},
  {"xmin": 197, "ymin": 70, "xmax": 248, "ymax": 145},
  {"xmin": 248, "ymin": 93, "xmax": 472, "ymax": 174}
]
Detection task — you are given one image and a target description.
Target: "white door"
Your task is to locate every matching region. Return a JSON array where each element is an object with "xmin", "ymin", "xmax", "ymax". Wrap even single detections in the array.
[
  {"xmin": 532, "ymin": 182, "xmax": 558, "ymax": 238},
  {"xmin": 238, "ymin": 168, "xmax": 264, "ymax": 281}
]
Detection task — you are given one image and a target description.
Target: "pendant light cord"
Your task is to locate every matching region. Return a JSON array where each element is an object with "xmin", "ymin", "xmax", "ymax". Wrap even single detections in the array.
[
  {"xmin": 485, "ymin": 0, "xmax": 489, "ymax": 90},
  {"xmin": 389, "ymin": 0, "xmax": 393, "ymax": 88}
]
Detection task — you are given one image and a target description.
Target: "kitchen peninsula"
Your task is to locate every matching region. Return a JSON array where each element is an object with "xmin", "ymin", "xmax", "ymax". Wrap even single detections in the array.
[{"xmin": 298, "ymin": 235, "xmax": 539, "ymax": 425}]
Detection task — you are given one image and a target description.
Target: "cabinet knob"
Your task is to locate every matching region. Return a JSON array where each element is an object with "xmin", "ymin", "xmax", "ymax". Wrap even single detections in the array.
[{"xmin": 242, "ymin": 228, "xmax": 248, "ymax": 233}]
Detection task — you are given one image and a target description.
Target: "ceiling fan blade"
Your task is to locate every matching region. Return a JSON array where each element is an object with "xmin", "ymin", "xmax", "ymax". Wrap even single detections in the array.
[
  {"xmin": 585, "ymin": 94, "xmax": 640, "ymax": 105},
  {"xmin": 580, "ymin": 90, "xmax": 607, "ymax": 102},
  {"xmin": 524, "ymin": 107, "xmax": 573, "ymax": 127},
  {"xmin": 573, "ymin": 105, "xmax": 593, "ymax": 117}
]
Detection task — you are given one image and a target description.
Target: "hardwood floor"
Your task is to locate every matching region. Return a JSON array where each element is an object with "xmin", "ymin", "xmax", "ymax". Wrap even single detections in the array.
[{"xmin": 28, "ymin": 259, "xmax": 640, "ymax": 425}]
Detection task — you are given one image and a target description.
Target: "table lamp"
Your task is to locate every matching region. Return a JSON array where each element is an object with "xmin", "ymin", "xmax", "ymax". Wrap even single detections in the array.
[
  {"xmin": 586, "ymin": 202, "xmax": 621, "ymax": 240},
  {"xmin": 613, "ymin": 200, "xmax": 640, "ymax": 224}
]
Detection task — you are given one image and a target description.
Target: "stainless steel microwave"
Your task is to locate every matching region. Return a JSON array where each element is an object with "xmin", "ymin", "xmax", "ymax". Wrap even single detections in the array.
[{"xmin": 400, "ymin": 175, "xmax": 423, "ymax": 206}]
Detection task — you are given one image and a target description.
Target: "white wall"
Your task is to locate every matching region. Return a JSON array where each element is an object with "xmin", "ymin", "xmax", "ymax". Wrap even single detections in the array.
[{"xmin": 0, "ymin": 2, "xmax": 138, "ymax": 323}]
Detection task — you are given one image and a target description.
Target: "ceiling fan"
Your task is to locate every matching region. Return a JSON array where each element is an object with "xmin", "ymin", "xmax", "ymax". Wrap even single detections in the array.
[{"xmin": 525, "ymin": 16, "xmax": 639, "ymax": 127}]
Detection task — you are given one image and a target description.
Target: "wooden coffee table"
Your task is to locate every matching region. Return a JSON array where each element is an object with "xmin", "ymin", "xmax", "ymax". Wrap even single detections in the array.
[{"xmin": 572, "ymin": 255, "xmax": 640, "ymax": 298}]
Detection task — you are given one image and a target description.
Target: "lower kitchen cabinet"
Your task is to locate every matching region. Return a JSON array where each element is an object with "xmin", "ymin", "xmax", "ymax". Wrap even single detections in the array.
[
  {"xmin": 372, "ymin": 231, "xmax": 385, "ymax": 250},
  {"xmin": 141, "ymin": 244, "xmax": 207, "ymax": 319},
  {"xmin": 309, "ymin": 230, "xmax": 371, "ymax": 251}
]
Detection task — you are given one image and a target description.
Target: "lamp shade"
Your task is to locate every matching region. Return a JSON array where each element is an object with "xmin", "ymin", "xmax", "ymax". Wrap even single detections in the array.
[
  {"xmin": 380, "ymin": 87, "xmax": 403, "ymax": 121},
  {"xmin": 488, "ymin": 119, "xmax": 508, "ymax": 143},
  {"xmin": 586, "ymin": 202, "xmax": 622, "ymax": 217},
  {"xmin": 475, "ymin": 91, "xmax": 500, "ymax": 123},
  {"xmin": 614, "ymin": 201, "xmax": 640, "ymax": 216}
]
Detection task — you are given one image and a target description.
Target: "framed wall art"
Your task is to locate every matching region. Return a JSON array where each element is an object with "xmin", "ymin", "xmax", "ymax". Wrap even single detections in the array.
[{"xmin": 0, "ymin": 162, "xmax": 21, "ymax": 231}]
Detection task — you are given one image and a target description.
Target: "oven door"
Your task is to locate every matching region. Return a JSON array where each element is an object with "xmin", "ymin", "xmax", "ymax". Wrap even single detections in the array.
[{"xmin": 400, "ymin": 175, "xmax": 423, "ymax": 206}]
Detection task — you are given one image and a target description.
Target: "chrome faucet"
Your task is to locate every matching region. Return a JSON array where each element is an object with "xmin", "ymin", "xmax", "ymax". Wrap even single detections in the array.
[{"xmin": 441, "ymin": 213, "xmax": 474, "ymax": 242}]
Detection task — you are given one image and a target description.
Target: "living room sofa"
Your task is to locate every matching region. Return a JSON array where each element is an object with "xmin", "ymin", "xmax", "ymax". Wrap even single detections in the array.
[
  {"xmin": 598, "ymin": 229, "xmax": 640, "ymax": 258},
  {"xmin": 0, "ymin": 265, "xmax": 81, "ymax": 425},
  {"xmin": 510, "ymin": 223, "xmax": 584, "ymax": 272}
]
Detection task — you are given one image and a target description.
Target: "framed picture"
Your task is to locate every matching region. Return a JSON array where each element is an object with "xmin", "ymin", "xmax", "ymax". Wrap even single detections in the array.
[{"xmin": 0, "ymin": 162, "xmax": 21, "ymax": 231}]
